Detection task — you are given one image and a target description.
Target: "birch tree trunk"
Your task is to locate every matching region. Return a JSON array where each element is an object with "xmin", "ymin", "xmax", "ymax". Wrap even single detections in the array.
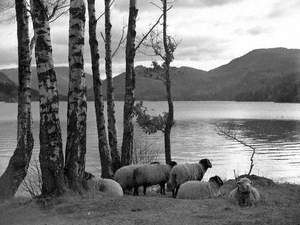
[
  {"xmin": 65, "ymin": 0, "xmax": 88, "ymax": 191},
  {"xmin": 105, "ymin": 0, "xmax": 120, "ymax": 173},
  {"xmin": 87, "ymin": 0, "xmax": 113, "ymax": 178},
  {"xmin": 121, "ymin": 0, "xmax": 138, "ymax": 166},
  {"xmin": 0, "ymin": 0, "xmax": 34, "ymax": 200},
  {"xmin": 162, "ymin": 0, "xmax": 174, "ymax": 164},
  {"xmin": 31, "ymin": 0, "xmax": 66, "ymax": 196}
]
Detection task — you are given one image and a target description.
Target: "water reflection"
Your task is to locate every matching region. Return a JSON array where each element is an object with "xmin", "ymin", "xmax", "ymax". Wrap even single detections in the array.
[{"xmin": 0, "ymin": 102, "xmax": 300, "ymax": 184}]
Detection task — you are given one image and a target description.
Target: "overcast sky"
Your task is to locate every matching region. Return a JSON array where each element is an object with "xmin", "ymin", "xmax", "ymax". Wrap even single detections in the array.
[{"xmin": 0, "ymin": 0, "xmax": 300, "ymax": 76}]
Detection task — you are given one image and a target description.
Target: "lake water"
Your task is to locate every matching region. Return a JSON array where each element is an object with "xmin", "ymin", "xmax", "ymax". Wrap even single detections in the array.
[{"xmin": 0, "ymin": 101, "xmax": 300, "ymax": 184}]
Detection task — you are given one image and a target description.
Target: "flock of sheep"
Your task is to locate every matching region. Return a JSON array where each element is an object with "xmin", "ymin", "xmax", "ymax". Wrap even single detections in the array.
[{"xmin": 86, "ymin": 159, "xmax": 261, "ymax": 207}]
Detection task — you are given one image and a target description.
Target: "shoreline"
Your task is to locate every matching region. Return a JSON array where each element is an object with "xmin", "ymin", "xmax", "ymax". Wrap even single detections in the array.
[{"xmin": 1, "ymin": 176, "xmax": 300, "ymax": 225}]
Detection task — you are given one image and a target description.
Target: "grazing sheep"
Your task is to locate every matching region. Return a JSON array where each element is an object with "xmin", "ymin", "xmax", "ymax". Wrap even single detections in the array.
[
  {"xmin": 132, "ymin": 161, "xmax": 177, "ymax": 195},
  {"xmin": 114, "ymin": 165, "xmax": 141, "ymax": 193},
  {"xmin": 84, "ymin": 172, "xmax": 124, "ymax": 197},
  {"xmin": 177, "ymin": 175, "xmax": 223, "ymax": 199},
  {"xmin": 228, "ymin": 177, "xmax": 260, "ymax": 206},
  {"xmin": 169, "ymin": 158, "xmax": 212, "ymax": 198}
]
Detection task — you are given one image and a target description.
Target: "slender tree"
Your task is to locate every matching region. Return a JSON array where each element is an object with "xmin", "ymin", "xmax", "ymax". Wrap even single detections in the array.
[
  {"xmin": 134, "ymin": 0, "xmax": 177, "ymax": 164},
  {"xmin": 0, "ymin": 0, "xmax": 34, "ymax": 200},
  {"xmin": 104, "ymin": 0, "xmax": 120, "ymax": 173},
  {"xmin": 162, "ymin": 0, "xmax": 174, "ymax": 164},
  {"xmin": 64, "ymin": 0, "xmax": 87, "ymax": 191},
  {"xmin": 87, "ymin": 0, "xmax": 113, "ymax": 178},
  {"xmin": 121, "ymin": 0, "xmax": 138, "ymax": 166},
  {"xmin": 31, "ymin": 0, "xmax": 66, "ymax": 196}
]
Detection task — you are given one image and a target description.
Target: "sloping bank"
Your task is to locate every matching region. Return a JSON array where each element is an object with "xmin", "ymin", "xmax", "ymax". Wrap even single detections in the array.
[{"xmin": 0, "ymin": 176, "xmax": 300, "ymax": 225}]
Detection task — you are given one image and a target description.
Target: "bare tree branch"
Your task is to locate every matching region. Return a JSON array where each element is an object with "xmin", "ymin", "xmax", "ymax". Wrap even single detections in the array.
[
  {"xmin": 112, "ymin": 25, "xmax": 126, "ymax": 58},
  {"xmin": 216, "ymin": 125, "xmax": 256, "ymax": 175},
  {"xmin": 96, "ymin": 0, "xmax": 115, "ymax": 22},
  {"xmin": 135, "ymin": 12, "xmax": 164, "ymax": 51}
]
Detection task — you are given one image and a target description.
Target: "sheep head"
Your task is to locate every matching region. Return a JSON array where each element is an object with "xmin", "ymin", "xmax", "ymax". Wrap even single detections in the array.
[
  {"xmin": 199, "ymin": 159, "xmax": 212, "ymax": 170},
  {"xmin": 236, "ymin": 177, "xmax": 252, "ymax": 206},
  {"xmin": 209, "ymin": 175, "xmax": 223, "ymax": 187}
]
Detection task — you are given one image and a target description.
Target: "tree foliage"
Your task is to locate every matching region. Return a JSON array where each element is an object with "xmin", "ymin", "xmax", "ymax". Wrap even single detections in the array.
[{"xmin": 134, "ymin": 101, "xmax": 173, "ymax": 134}]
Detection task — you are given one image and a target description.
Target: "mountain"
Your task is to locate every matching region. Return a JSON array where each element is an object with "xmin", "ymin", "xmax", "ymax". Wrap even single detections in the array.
[
  {"xmin": 0, "ymin": 72, "xmax": 18, "ymax": 102},
  {"xmin": 87, "ymin": 66, "xmax": 209, "ymax": 100},
  {"xmin": 206, "ymin": 48, "xmax": 300, "ymax": 102},
  {"xmin": 2, "ymin": 48, "xmax": 300, "ymax": 102},
  {"xmin": 87, "ymin": 48, "xmax": 300, "ymax": 102},
  {"xmin": 1, "ymin": 67, "xmax": 94, "ymax": 97}
]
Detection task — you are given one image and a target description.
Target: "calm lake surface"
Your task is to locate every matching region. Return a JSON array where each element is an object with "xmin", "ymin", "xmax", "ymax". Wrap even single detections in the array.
[{"xmin": 0, "ymin": 101, "xmax": 300, "ymax": 184}]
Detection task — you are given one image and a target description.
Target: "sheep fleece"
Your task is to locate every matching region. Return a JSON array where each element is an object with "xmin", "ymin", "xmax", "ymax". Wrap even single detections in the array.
[
  {"xmin": 134, "ymin": 164, "xmax": 171, "ymax": 186},
  {"xmin": 229, "ymin": 186, "xmax": 260, "ymax": 204},
  {"xmin": 114, "ymin": 165, "xmax": 140, "ymax": 190},
  {"xmin": 169, "ymin": 163, "xmax": 205, "ymax": 187},
  {"xmin": 177, "ymin": 181, "xmax": 221, "ymax": 199},
  {"xmin": 88, "ymin": 178, "xmax": 124, "ymax": 197}
]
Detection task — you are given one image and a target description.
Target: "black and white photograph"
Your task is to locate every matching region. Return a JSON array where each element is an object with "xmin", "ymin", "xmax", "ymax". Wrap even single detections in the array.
[{"xmin": 0, "ymin": 0, "xmax": 300, "ymax": 224}]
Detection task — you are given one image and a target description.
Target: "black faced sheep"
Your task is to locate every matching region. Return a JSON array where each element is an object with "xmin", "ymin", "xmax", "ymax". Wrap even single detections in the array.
[
  {"xmin": 168, "ymin": 158, "xmax": 212, "ymax": 198},
  {"xmin": 177, "ymin": 175, "xmax": 223, "ymax": 199},
  {"xmin": 228, "ymin": 177, "xmax": 260, "ymax": 206},
  {"xmin": 132, "ymin": 161, "xmax": 177, "ymax": 195}
]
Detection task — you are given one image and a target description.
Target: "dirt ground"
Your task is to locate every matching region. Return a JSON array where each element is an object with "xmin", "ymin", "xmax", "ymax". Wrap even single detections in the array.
[{"xmin": 1, "ymin": 177, "xmax": 300, "ymax": 225}]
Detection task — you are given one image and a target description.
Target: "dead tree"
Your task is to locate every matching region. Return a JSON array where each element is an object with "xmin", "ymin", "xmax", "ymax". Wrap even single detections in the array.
[
  {"xmin": 0, "ymin": 0, "xmax": 34, "ymax": 200},
  {"xmin": 65, "ymin": 0, "xmax": 88, "ymax": 192},
  {"xmin": 216, "ymin": 126, "xmax": 256, "ymax": 175},
  {"xmin": 30, "ymin": 0, "xmax": 66, "ymax": 196},
  {"xmin": 87, "ymin": 0, "xmax": 113, "ymax": 178}
]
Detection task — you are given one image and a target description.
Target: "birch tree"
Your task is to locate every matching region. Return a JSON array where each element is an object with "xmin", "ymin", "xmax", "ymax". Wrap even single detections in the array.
[
  {"xmin": 87, "ymin": 0, "xmax": 113, "ymax": 178},
  {"xmin": 31, "ymin": 0, "xmax": 66, "ymax": 196},
  {"xmin": 0, "ymin": 0, "xmax": 34, "ymax": 200},
  {"xmin": 121, "ymin": 0, "xmax": 138, "ymax": 166},
  {"xmin": 104, "ymin": 0, "xmax": 121, "ymax": 173},
  {"xmin": 64, "ymin": 0, "xmax": 88, "ymax": 191}
]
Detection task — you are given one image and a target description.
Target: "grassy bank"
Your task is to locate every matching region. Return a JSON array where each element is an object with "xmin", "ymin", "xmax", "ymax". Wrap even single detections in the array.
[{"xmin": 1, "ymin": 177, "xmax": 300, "ymax": 225}]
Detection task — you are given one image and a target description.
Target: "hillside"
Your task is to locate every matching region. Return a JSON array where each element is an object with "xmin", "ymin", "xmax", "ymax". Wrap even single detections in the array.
[
  {"xmin": 88, "ymin": 47, "xmax": 300, "ymax": 102},
  {"xmin": 2, "ymin": 48, "xmax": 300, "ymax": 102},
  {"xmin": 0, "ymin": 72, "xmax": 18, "ymax": 102},
  {"xmin": 87, "ymin": 66, "xmax": 209, "ymax": 100},
  {"xmin": 206, "ymin": 48, "xmax": 300, "ymax": 102},
  {"xmin": 1, "ymin": 67, "xmax": 94, "ymax": 97}
]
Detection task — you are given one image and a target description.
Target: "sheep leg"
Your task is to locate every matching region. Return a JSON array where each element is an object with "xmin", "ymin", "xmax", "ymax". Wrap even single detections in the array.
[
  {"xmin": 174, "ymin": 185, "xmax": 180, "ymax": 198},
  {"xmin": 133, "ymin": 186, "xmax": 139, "ymax": 196},
  {"xmin": 160, "ymin": 182, "xmax": 165, "ymax": 195}
]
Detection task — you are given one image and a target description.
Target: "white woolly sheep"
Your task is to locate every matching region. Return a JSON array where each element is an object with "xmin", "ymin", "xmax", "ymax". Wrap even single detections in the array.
[
  {"xmin": 228, "ymin": 177, "xmax": 260, "ymax": 206},
  {"xmin": 132, "ymin": 161, "xmax": 177, "ymax": 195},
  {"xmin": 84, "ymin": 172, "xmax": 124, "ymax": 197},
  {"xmin": 169, "ymin": 158, "xmax": 212, "ymax": 198},
  {"xmin": 177, "ymin": 175, "xmax": 223, "ymax": 199},
  {"xmin": 114, "ymin": 165, "xmax": 141, "ymax": 193}
]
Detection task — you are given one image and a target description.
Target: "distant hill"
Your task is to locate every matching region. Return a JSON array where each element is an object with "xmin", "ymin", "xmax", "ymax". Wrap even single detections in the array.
[
  {"xmin": 2, "ymin": 48, "xmax": 300, "ymax": 102},
  {"xmin": 1, "ymin": 67, "xmax": 94, "ymax": 97},
  {"xmin": 0, "ymin": 72, "xmax": 18, "ymax": 102},
  {"xmin": 206, "ymin": 48, "xmax": 300, "ymax": 102},
  {"xmin": 87, "ymin": 66, "xmax": 210, "ymax": 100}
]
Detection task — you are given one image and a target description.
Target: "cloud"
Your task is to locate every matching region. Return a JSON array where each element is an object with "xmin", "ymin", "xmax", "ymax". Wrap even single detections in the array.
[
  {"xmin": 114, "ymin": 0, "xmax": 244, "ymax": 12},
  {"xmin": 268, "ymin": 0, "xmax": 300, "ymax": 18}
]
